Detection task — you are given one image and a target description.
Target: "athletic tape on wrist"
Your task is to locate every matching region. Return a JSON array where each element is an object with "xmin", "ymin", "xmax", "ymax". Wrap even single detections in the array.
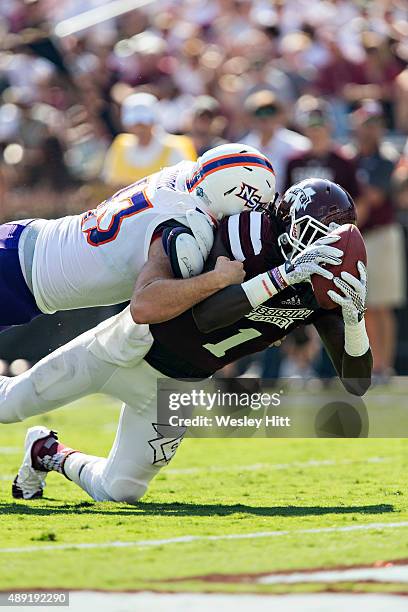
[
  {"xmin": 241, "ymin": 272, "xmax": 279, "ymax": 308},
  {"xmin": 345, "ymin": 317, "xmax": 370, "ymax": 357}
]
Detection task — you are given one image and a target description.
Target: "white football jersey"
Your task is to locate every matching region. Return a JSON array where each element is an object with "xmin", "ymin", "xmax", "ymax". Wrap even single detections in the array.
[{"xmin": 32, "ymin": 161, "xmax": 199, "ymax": 314}]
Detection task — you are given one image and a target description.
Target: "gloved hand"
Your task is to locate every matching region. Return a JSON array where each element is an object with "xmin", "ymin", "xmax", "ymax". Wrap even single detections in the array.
[
  {"xmin": 271, "ymin": 235, "xmax": 344, "ymax": 290},
  {"xmin": 163, "ymin": 209, "xmax": 216, "ymax": 279},
  {"xmin": 328, "ymin": 261, "xmax": 367, "ymax": 325},
  {"xmin": 184, "ymin": 208, "xmax": 215, "ymax": 260}
]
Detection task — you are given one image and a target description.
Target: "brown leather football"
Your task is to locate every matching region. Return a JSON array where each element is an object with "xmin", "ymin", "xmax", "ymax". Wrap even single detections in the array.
[{"xmin": 311, "ymin": 224, "xmax": 367, "ymax": 310}]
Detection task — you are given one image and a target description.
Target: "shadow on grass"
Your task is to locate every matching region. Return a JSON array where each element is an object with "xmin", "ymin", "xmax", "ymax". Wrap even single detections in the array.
[{"xmin": 0, "ymin": 501, "xmax": 394, "ymax": 518}]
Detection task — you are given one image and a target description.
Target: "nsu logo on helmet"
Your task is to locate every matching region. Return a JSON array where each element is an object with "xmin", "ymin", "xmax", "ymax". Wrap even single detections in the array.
[{"xmin": 236, "ymin": 182, "xmax": 264, "ymax": 209}]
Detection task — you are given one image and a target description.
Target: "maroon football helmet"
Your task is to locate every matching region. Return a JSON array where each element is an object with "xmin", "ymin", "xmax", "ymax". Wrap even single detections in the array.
[{"xmin": 274, "ymin": 178, "xmax": 356, "ymax": 259}]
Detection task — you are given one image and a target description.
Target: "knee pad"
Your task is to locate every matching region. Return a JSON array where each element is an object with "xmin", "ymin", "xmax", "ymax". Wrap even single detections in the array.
[{"xmin": 104, "ymin": 476, "xmax": 148, "ymax": 505}]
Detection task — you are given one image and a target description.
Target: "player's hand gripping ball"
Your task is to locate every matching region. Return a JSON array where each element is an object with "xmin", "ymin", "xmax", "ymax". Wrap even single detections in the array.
[
  {"xmin": 311, "ymin": 224, "xmax": 367, "ymax": 310},
  {"xmin": 282, "ymin": 235, "xmax": 343, "ymax": 286}
]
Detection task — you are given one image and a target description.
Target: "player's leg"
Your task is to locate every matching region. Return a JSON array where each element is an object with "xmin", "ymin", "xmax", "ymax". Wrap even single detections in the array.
[
  {"xmin": 0, "ymin": 220, "xmax": 42, "ymax": 329},
  {"xmin": 21, "ymin": 360, "xmax": 185, "ymax": 503},
  {"xmin": 65, "ymin": 403, "xmax": 181, "ymax": 503},
  {"xmin": 8, "ymin": 333, "xmax": 119, "ymax": 499},
  {"xmin": 0, "ymin": 329, "xmax": 116, "ymax": 424},
  {"xmin": 11, "ymin": 308, "xmax": 156, "ymax": 500},
  {"xmin": 76, "ymin": 360, "xmax": 184, "ymax": 503}
]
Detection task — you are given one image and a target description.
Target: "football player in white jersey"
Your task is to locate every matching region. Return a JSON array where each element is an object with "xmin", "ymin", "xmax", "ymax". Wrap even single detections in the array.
[
  {"xmin": 0, "ymin": 143, "xmax": 276, "ymax": 331},
  {"xmin": 1, "ymin": 180, "xmax": 371, "ymax": 503}
]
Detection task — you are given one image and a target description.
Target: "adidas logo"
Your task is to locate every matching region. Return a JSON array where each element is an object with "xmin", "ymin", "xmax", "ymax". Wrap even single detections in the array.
[{"xmin": 281, "ymin": 297, "xmax": 302, "ymax": 306}]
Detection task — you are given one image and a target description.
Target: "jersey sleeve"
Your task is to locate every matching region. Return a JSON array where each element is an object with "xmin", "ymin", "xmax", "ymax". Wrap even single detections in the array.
[{"xmin": 219, "ymin": 211, "xmax": 282, "ymax": 278}]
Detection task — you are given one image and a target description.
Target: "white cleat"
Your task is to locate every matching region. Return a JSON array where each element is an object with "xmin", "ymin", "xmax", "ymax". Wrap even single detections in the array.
[{"xmin": 12, "ymin": 426, "xmax": 53, "ymax": 500}]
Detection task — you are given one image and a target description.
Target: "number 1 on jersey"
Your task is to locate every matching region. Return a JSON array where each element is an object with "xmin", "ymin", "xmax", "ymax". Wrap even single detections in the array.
[{"xmin": 203, "ymin": 328, "xmax": 262, "ymax": 358}]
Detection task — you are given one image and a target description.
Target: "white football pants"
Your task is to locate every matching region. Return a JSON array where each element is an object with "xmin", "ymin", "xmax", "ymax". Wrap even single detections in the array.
[{"xmin": 0, "ymin": 319, "xmax": 184, "ymax": 504}]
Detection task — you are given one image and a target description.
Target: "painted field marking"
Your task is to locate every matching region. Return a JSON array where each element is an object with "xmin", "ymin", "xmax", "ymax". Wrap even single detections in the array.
[
  {"xmin": 1, "ymin": 454, "xmax": 388, "ymax": 482},
  {"xmin": 0, "ymin": 447, "xmax": 20, "ymax": 454},
  {"xmin": 259, "ymin": 564, "xmax": 408, "ymax": 584},
  {"xmin": 166, "ymin": 456, "xmax": 389, "ymax": 475},
  {"xmin": 1, "ymin": 520, "xmax": 408, "ymax": 555}
]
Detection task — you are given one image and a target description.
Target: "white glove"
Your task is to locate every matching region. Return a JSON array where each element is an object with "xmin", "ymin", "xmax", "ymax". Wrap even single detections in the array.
[
  {"xmin": 328, "ymin": 261, "xmax": 369, "ymax": 357},
  {"xmin": 165, "ymin": 229, "xmax": 206, "ymax": 278},
  {"xmin": 242, "ymin": 235, "xmax": 343, "ymax": 307},
  {"xmin": 185, "ymin": 208, "xmax": 215, "ymax": 260},
  {"xmin": 327, "ymin": 261, "xmax": 367, "ymax": 325},
  {"xmin": 279, "ymin": 235, "xmax": 343, "ymax": 287},
  {"xmin": 164, "ymin": 209, "xmax": 216, "ymax": 279}
]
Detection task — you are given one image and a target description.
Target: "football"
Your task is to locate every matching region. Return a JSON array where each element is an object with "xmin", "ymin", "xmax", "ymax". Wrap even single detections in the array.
[{"xmin": 311, "ymin": 223, "xmax": 367, "ymax": 310}]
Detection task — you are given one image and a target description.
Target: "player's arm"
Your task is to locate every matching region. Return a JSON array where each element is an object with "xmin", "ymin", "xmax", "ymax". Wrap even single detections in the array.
[
  {"xmin": 314, "ymin": 311, "xmax": 372, "ymax": 396},
  {"xmin": 193, "ymin": 234, "xmax": 343, "ymax": 333},
  {"xmin": 130, "ymin": 239, "xmax": 244, "ymax": 324},
  {"xmin": 314, "ymin": 262, "xmax": 372, "ymax": 396}
]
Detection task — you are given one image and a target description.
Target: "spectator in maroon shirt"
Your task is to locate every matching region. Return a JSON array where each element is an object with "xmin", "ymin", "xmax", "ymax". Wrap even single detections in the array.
[
  {"xmin": 284, "ymin": 96, "xmax": 359, "ymax": 199},
  {"xmin": 314, "ymin": 39, "xmax": 366, "ymax": 99},
  {"xmin": 351, "ymin": 100, "xmax": 406, "ymax": 382}
]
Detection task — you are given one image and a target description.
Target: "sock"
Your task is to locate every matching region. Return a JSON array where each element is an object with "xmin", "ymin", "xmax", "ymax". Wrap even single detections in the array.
[{"xmin": 64, "ymin": 453, "xmax": 113, "ymax": 502}]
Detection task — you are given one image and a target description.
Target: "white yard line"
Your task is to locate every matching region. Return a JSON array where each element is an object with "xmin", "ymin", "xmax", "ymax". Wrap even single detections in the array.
[
  {"xmin": 0, "ymin": 447, "xmax": 20, "ymax": 454},
  {"xmin": 51, "ymin": 591, "xmax": 408, "ymax": 612},
  {"xmin": 0, "ymin": 455, "xmax": 387, "ymax": 480},
  {"xmin": 259, "ymin": 564, "xmax": 408, "ymax": 584},
  {"xmin": 166, "ymin": 456, "xmax": 388, "ymax": 475},
  {"xmin": 1, "ymin": 454, "xmax": 388, "ymax": 483},
  {"xmin": 1, "ymin": 520, "xmax": 408, "ymax": 555}
]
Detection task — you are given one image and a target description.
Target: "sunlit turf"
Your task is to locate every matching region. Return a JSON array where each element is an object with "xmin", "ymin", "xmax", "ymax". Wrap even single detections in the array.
[{"xmin": 0, "ymin": 392, "xmax": 407, "ymax": 593}]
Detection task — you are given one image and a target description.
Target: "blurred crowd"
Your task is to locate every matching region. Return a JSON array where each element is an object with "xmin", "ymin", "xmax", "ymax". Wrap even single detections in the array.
[{"xmin": 0, "ymin": 0, "xmax": 407, "ymax": 380}]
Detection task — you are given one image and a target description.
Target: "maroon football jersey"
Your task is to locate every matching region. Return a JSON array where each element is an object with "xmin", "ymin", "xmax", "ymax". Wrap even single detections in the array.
[{"xmin": 146, "ymin": 212, "xmax": 322, "ymax": 378}]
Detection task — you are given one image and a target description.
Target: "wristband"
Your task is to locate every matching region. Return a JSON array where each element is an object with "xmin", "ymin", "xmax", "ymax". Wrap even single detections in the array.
[
  {"xmin": 344, "ymin": 317, "xmax": 370, "ymax": 357},
  {"xmin": 270, "ymin": 265, "xmax": 290, "ymax": 291},
  {"xmin": 241, "ymin": 272, "xmax": 279, "ymax": 308}
]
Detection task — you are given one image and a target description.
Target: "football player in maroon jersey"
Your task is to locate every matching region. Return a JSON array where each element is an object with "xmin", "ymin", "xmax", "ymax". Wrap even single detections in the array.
[
  {"xmin": 4, "ymin": 178, "xmax": 372, "ymax": 504},
  {"xmin": 148, "ymin": 178, "xmax": 371, "ymax": 393}
]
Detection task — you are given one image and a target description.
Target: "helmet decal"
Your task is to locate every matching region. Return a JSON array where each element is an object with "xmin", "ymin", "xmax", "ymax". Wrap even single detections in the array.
[
  {"xmin": 194, "ymin": 185, "xmax": 212, "ymax": 208},
  {"xmin": 286, "ymin": 185, "xmax": 316, "ymax": 212},
  {"xmin": 236, "ymin": 182, "xmax": 262, "ymax": 208}
]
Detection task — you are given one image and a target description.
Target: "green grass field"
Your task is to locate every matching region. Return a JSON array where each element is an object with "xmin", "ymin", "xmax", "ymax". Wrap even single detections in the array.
[{"xmin": 0, "ymin": 393, "xmax": 407, "ymax": 596}]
